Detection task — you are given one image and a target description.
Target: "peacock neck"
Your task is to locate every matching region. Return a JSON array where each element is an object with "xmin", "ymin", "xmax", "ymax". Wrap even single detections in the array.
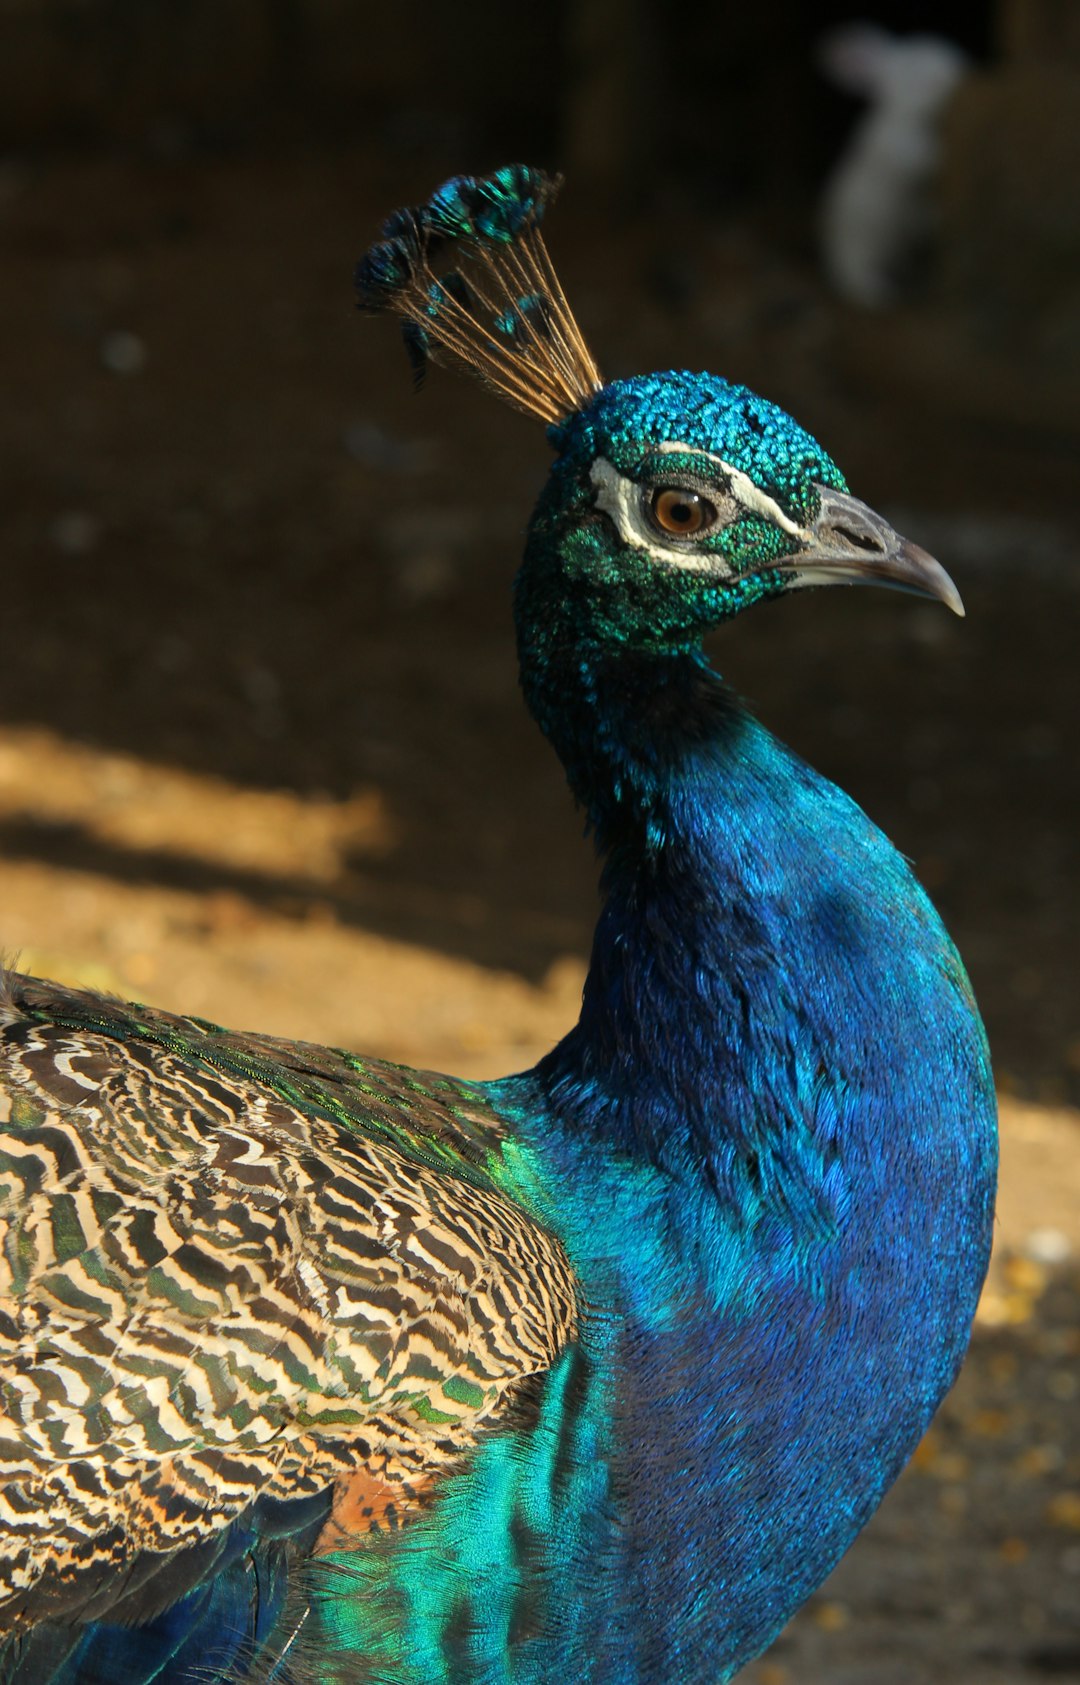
[
  {"xmin": 477, "ymin": 585, "xmax": 995, "ymax": 1685},
  {"xmin": 516, "ymin": 592, "xmax": 737, "ymax": 842},
  {"xmin": 513, "ymin": 600, "xmax": 993, "ymax": 1244},
  {"xmin": 516, "ymin": 622, "xmax": 829, "ymax": 1194},
  {"xmin": 484, "ymin": 620, "xmax": 996, "ymax": 1680}
]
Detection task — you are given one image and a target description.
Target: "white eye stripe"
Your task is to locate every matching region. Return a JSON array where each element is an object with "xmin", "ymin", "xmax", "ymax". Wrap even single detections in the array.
[
  {"xmin": 589, "ymin": 457, "xmax": 726, "ymax": 574},
  {"xmin": 654, "ymin": 441, "xmax": 811, "ymax": 542},
  {"xmin": 589, "ymin": 452, "xmax": 811, "ymax": 577}
]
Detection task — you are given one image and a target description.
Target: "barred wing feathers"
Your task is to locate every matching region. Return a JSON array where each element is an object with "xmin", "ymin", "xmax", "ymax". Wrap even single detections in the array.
[{"xmin": 0, "ymin": 972, "xmax": 577, "ymax": 1627}]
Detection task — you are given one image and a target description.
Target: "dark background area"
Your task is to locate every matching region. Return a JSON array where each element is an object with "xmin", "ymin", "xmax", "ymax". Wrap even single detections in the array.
[
  {"xmin": 1, "ymin": 0, "xmax": 1077, "ymax": 1096},
  {"xmin": 1, "ymin": 2, "xmax": 1079, "ymax": 1680}
]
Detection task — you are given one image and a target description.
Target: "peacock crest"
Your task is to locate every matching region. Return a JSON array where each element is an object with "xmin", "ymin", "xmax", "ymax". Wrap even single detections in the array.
[{"xmin": 354, "ymin": 165, "xmax": 602, "ymax": 423}]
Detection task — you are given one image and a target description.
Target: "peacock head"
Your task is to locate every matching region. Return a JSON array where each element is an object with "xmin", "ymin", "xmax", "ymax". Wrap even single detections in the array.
[{"xmin": 356, "ymin": 167, "xmax": 961, "ymax": 655}]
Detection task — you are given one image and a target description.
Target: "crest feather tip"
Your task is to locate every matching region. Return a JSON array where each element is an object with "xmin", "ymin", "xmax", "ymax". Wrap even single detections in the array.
[{"xmin": 355, "ymin": 166, "xmax": 602, "ymax": 423}]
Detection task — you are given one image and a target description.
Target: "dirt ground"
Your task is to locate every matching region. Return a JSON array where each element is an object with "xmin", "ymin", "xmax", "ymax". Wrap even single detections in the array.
[{"xmin": 1, "ymin": 146, "xmax": 1078, "ymax": 1680}]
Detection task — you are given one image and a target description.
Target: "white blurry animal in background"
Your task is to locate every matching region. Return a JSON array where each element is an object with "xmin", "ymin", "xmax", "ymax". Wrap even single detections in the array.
[{"xmin": 817, "ymin": 22, "xmax": 970, "ymax": 308}]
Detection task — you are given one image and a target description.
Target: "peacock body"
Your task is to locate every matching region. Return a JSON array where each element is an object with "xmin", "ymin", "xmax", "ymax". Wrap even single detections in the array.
[{"xmin": 0, "ymin": 168, "xmax": 997, "ymax": 1685}]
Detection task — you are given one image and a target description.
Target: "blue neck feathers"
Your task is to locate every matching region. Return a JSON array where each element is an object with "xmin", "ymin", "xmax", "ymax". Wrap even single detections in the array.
[
  {"xmin": 484, "ymin": 585, "xmax": 997, "ymax": 1679},
  {"xmin": 513, "ymin": 568, "xmax": 992, "ymax": 1201}
]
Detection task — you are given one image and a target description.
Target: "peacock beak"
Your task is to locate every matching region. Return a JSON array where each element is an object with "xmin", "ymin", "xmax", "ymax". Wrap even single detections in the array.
[{"xmin": 782, "ymin": 486, "xmax": 964, "ymax": 616}]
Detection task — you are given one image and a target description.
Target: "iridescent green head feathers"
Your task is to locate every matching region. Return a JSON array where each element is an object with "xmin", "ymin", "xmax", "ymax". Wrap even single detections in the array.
[{"xmin": 354, "ymin": 166, "xmax": 601, "ymax": 422}]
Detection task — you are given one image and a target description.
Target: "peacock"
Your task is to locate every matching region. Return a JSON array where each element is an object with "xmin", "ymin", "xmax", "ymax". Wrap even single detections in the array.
[{"xmin": 0, "ymin": 166, "xmax": 997, "ymax": 1685}]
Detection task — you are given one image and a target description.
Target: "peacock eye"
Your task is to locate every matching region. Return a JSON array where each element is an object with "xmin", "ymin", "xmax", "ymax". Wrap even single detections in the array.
[{"xmin": 647, "ymin": 486, "xmax": 717, "ymax": 538}]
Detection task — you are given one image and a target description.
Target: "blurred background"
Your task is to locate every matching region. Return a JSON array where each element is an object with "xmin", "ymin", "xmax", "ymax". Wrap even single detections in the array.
[{"xmin": 0, "ymin": 0, "xmax": 1078, "ymax": 1678}]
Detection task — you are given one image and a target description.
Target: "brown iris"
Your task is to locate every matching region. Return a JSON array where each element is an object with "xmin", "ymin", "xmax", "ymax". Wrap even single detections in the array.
[{"xmin": 648, "ymin": 486, "xmax": 716, "ymax": 538}]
